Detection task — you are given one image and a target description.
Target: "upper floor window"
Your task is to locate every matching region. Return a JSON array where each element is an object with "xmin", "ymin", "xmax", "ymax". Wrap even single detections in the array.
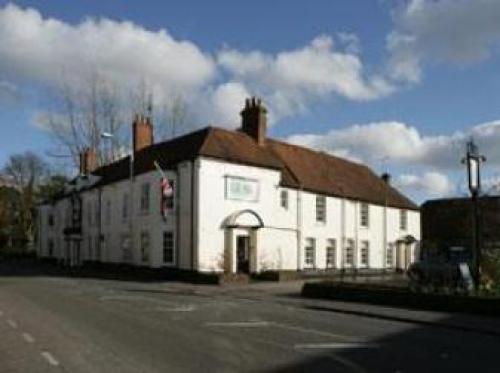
[
  {"xmin": 94, "ymin": 200, "xmax": 99, "ymax": 226},
  {"xmin": 87, "ymin": 202, "xmax": 92, "ymax": 226},
  {"xmin": 122, "ymin": 193, "xmax": 128, "ymax": 221},
  {"xmin": 141, "ymin": 183, "xmax": 150, "ymax": 214},
  {"xmin": 105, "ymin": 200, "xmax": 111, "ymax": 225},
  {"xmin": 315, "ymin": 195, "xmax": 326, "ymax": 223},
  {"xmin": 326, "ymin": 238, "xmax": 336, "ymax": 269},
  {"xmin": 360, "ymin": 203, "xmax": 369, "ymax": 228},
  {"xmin": 304, "ymin": 238, "xmax": 316, "ymax": 268},
  {"xmin": 400, "ymin": 210, "xmax": 408, "ymax": 231},
  {"xmin": 163, "ymin": 231, "xmax": 174, "ymax": 264},
  {"xmin": 280, "ymin": 190, "xmax": 289, "ymax": 210}
]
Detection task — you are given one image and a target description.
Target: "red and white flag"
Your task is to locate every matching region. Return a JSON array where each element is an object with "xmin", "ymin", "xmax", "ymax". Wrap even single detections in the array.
[{"xmin": 160, "ymin": 177, "xmax": 173, "ymax": 218}]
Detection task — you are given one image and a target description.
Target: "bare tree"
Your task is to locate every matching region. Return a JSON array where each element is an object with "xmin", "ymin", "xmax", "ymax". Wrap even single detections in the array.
[
  {"xmin": 43, "ymin": 73, "xmax": 128, "ymax": 168},
  {"xmin": 3, "ymin": 152, "xmax": 48, "ymax": 248}
]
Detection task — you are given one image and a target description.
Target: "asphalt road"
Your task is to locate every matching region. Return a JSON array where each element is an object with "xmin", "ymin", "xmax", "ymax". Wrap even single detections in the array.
[{"xmin": 0, "ymin": 275, "xmax": 499, "ymax": 373}]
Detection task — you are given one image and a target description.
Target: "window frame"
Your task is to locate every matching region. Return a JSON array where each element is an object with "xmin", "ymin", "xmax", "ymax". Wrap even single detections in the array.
[
  {"xmin": 326, "ymin": 238, "xmax": 336, "ymax": 269},
  {"xmin": 162, "ymin": 231, "xmax": 175, "ymax": 265},
  {"xmin": 304, "ymin": 237, "xmax": 316, "ymax": 269},
  {"xmin": 315, "ymin": 195, "xmax": 327, "ymax": 223},
  {"xmin": 344, "ymin": 239, "xmax": 355, "ymax": 267},
  {"xmin": 140, "ymin": 231, "xmax": 150, "ymax": 263},
  {"xmin": 399, "ymin": 209, "xmax": 408, "ymax": 231},
  {"xmin": 360, "ymin": 203, "xmax": 369, "ymax": 228},
  {"xmin": 360, "ymin": 240, "xmax": 369, "ymax": 268},
  {"xmin": 280, "ymin": 190, "xmax": 289, "ymax": 210},
  {"xmin": 140, "ymin": 182, "xmax": 151, "ymax": 214}
]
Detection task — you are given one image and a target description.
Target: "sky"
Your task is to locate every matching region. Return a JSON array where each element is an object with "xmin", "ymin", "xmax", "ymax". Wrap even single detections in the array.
[{"xmin": 1, "ymin": 0, "xmax": 500, "ymax": 203}]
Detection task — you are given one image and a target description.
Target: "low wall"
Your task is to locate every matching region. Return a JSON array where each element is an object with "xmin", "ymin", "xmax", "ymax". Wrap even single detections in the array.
[{"xmin": 302, "ymin": 281, "xmax": 500, "ymax": 317}]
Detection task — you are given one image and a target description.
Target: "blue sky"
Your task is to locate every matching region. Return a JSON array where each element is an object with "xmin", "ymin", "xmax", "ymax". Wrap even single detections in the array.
[{"xmin": 1, "ymin": 0, "xmax": 500, "ymax": 202}]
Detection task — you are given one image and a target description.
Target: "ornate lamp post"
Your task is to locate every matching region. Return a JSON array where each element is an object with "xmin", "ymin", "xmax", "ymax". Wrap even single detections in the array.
[{"xmin": 462, "ymin": 139, "xmax": 486, "ymax": 287}]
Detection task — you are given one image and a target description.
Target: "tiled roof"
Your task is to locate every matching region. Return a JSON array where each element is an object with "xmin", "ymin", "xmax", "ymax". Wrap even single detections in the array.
[{"xmin": 89, "ymin": 126, "xmax": 417, "ymax": 210}]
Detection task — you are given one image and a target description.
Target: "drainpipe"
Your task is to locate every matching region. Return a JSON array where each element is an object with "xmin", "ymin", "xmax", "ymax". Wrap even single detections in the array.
[
  {"xmin": 190, "ymin": 159, "xmax": 196, "ymax": 271},
  {"xmin": 296, "ymin": 186, "xmax": 303, "ymax": 271}
]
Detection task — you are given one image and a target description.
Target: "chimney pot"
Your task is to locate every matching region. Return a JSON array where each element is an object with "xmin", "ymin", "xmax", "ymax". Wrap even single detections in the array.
[
  {"xmin": 133, "ymin": 113, "xmax": 154, "ymax": 153},
  {"xmin": 79, "ymin": 147, "xmax": 98, "ymax": 175},
  {"xmin": 240, "ymin": 96, "xmax": 267, "ymax": 146}
]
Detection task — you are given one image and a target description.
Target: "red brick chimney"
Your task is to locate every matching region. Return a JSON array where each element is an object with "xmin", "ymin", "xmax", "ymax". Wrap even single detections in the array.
[
  {"xmin": 79, "ymin": 148, "xmax": 98, "ymax": 175},
  {"xmin": 241, "ymin": 97, "xmax": 267, "ymax": 146},
  {"xmin": 133, "ymin": 114, "xmax": 154, "ymax": 153}
]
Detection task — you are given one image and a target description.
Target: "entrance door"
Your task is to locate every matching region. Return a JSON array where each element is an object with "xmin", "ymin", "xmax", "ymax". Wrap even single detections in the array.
[{"xmin": 236, "ymin": 235, "xmax": 250, "ymax": 273}]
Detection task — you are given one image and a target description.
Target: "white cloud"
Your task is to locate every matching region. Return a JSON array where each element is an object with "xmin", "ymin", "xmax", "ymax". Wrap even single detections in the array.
[
  {"xmin": 287, "ymin": 120, "xmax": 500, "ymax": 171},
  {"xmin": 202, "ymin": 81, "xmax": 251, "ymax": 128},
  {"xmin": 387, "ymin": 0, "xmax": 500, "ymax": 82},
  {"xmin": 218, "ymin": 34, "xmax": 394, "ymax": 121},
  {"xmin": 0, "ymin": 4, "xmax": 215, "ymax": 99},
  {"xmin": 395, "ymin": 171, "xmax": 455, "ymax": 197}
]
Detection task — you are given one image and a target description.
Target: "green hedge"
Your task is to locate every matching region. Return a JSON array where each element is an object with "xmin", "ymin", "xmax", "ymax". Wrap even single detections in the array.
[{"xmin": 302, "ymin": 281, "xmax": 500, "ymax": 317}]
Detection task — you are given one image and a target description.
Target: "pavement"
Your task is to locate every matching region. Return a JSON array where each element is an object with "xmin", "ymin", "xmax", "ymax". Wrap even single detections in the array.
[{"xmin": 0, "ymin": 272, "xmax": 500, "ymax": 372}]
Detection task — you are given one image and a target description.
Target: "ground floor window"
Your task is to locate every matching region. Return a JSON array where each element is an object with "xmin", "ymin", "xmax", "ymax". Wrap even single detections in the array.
[
  {"xmin": 121, "ymin": 235, "xmax": 132, "ymax": 262},
  {"xmin": 326, "ymin": 238, "xmax": 336, "ymax": 269},
  {"xmin": 304, "ymin": 238, "xmax": 316, "ymax": 269},
  {"xmin": 88, "ymin": 236, "xmax": 93, "ymax": 260},
  {"xmin": 140, "ymin": 232, "xmax": 150, "ymax": 263},
  {"xmin": 163, "ymin": 232, "xmax": 174, "ymax": 264},
  {"xmin": 360, "ymin": 241, "xmax": 369, "ymax": 268},
  {"xmin": 48, "ymin": 239, "xmax": 54, "ymax": 257},
  {"xmin": 95, "ymin": 235, "xmax": 101, "ymax": 262},
  {"xmin": 344, "ymin": 239, "xmax": 355, "ymax": 267},
  {"xmin": 386, "ymin": 243, "xmax": 394, "ymax": 267}
]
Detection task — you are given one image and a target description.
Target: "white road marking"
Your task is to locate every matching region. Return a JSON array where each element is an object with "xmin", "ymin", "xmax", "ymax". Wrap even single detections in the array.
[
  {"xmin": 205, "ymin": 321, "xmax": 270, "ymax": 328},
  {"xmin": 6, "ymin": 319, "xmax": 17, "ymax": 329},
  {"xmin": 21, "ymin": 332, "xmax": 35, "ymax": 343},
  {"xmin": 41, "ymin": 351, "xmax": 59, "ymax": 366},
  {"xmin": 153, "ymin": 305, "xmax": 195, "ymax": 312},
  {"xmin": 294, "ymin": 342, "xmax": 378, "ymax": 350},
  {"xmin": 272, "ymin": 323, "xmax": 356, "ymax": 341}
]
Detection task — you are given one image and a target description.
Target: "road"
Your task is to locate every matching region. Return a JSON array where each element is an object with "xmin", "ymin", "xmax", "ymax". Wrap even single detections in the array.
[{"xmin": 0, "ymin": 274, "xmax": 499, "ymax": 372}]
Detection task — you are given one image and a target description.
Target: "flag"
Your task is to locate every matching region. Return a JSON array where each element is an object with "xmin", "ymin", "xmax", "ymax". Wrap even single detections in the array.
[{"xmin": 160, "ymin": 177, "xmax": 173, "ymax": 218}]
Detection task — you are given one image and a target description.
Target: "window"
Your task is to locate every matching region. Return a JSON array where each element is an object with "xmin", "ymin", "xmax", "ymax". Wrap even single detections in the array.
[
  {"xmin": 400, "ymin": 210, "xmax": 408, "ymax": 231},
  {"xmin": 48, "ymin": 239, "xmax": 54, "ymax": 257},
  {"xmin": 360, "ymin": 241, "xmax": 369, "ymax": 268},
  {"xmin": 48, "ymin": 214, "xmax": 54, "ymax": 227},
  {"xmin": 87, "ymin": 202, "xmax": 92, "ymax": 226},
  {"xmin": 360, "ymin": 203, "xmax": 369, "ymax": 227},
  {"xmin": 386, "ymin": 244, "xmax": 394, "ymax": 267},
  {"xmin": 304, "ymin": 238, "xmax": 316, "ymax": 268},
  {"xmin": 94, "ymin": 201, "xmax": 99, "ymax": 226},
  {"xmin": 88, "ymin": 236, "xmax": 93, "ymax": 260},
  {"xmin": 95, "ymin": 235, "xmax": 101, "ymax": 261},
  {"xmin": 344, "ymin": 239, "xmax": 355, "ymax": 267},
  {"xmin": 316, "ymin": 195, "xmax": 326, "ymax": 223},
  {"xmin": 122, "ymin": 193, "xmax": 128, "ymax": 221},
  {"xmin": 141, "ymin": 183, "xmax": 150, "ymax": 214},
  {"xmin": 280, "ymin": 190, "xmax": 288, "ymax": 209},
  {"xmin": 105, "ymin": 200, "xmax": 111, "ymax": 225},
  {"xmin": 140, "ymin": 232, "xmax": 150, "ymax": 262},
  {"xmin": 326, "ymin": 239, "xmax": 336, "ymax": 269},
  {"xmin": 163, "ymin": 232, "xmax": 174, "ymax": 264},
  {"xmin": 165, "ymin": 180, "xmax": 175, "ymax": 209}
]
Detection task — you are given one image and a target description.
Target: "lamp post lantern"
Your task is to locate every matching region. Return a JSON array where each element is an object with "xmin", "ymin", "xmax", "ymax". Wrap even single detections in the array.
[{"xmin": 461, "ymin": 138, "xmax": 486, "ymax": 288}]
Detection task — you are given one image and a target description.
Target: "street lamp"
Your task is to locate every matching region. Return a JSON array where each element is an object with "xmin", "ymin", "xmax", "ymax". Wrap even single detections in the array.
[{"xmin": 461, "ymin": 138, "xmax": 486, "ymax": 288}]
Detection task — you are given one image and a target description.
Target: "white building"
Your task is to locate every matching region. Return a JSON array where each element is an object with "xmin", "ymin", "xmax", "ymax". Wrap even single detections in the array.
[{"xmin": 36, "ymin": 98, "xmax": 420, "ymax": 275}]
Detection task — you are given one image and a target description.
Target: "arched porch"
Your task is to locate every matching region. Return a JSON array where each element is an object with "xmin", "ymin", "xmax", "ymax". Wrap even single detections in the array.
[{"xmin": 222, "ymin": 210, "xmax": 264, "ymax": 274}]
